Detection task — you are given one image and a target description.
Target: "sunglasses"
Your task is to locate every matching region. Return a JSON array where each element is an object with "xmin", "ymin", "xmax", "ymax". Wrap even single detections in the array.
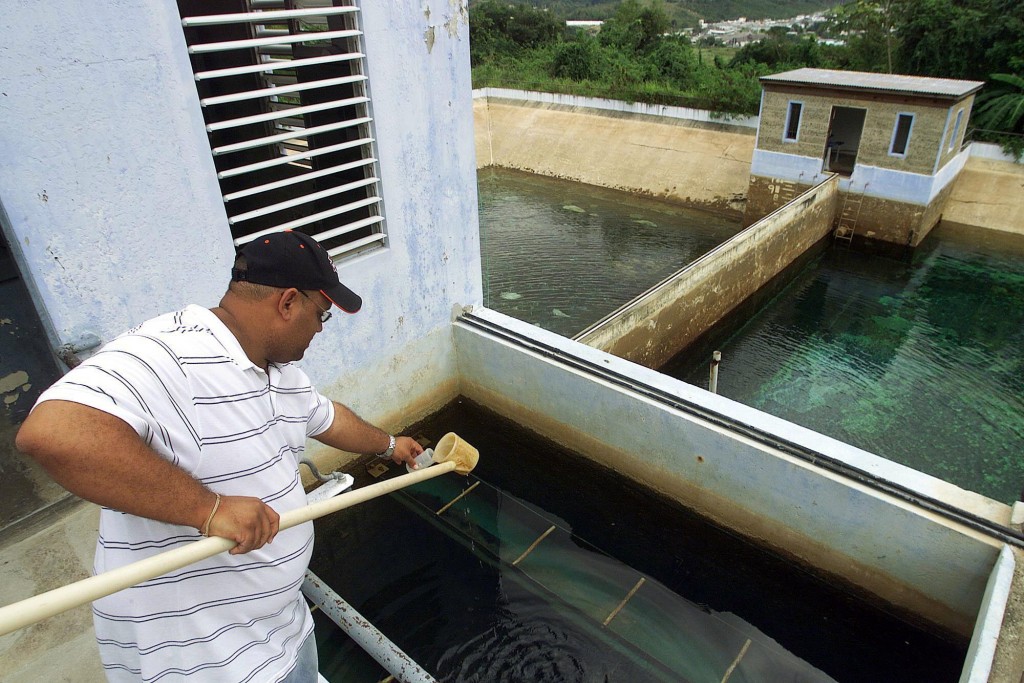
[{"xmin": 299, "ymin": 290, "xmax": 333, "ymax": 324}]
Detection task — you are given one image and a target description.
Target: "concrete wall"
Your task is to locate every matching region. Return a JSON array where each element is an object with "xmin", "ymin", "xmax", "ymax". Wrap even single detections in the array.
[
  {"xmin": 578, "ymin": 176, "xmax": 840, "ymax": 368},
  {"xmin": 747, "ymin": 146, "xmax": 970, "ymax": 245},
  {"xmin": 474, "ymin": 95, "xmax": 755, "ymax": 215},
  {"xmin": 455, "ymin": 307, "xmax": 1008, "ymax": 637},
  {"xmin": 474, "ymin": 91, "xmax": 1021, "ymax": 248},
  {"xmin": 944, "ymin": 157, "xmax": 1024, "ymax": 237},
  {"xmin": 0, "ymin": 0, "xmax": 482, "ymax": 462}
]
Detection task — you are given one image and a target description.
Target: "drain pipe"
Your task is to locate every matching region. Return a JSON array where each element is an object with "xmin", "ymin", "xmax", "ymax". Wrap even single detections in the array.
[
  {"xmin": 302, "ymin": 570, "xmax": 437, "ymax": 683},
  {"xmin": 709, "ymin": 351, "xmax": 722, "ymax": 394}
]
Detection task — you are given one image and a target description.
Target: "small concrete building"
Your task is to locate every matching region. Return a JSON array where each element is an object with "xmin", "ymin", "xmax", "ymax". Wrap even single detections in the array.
[{"xmin": 746, "ymin": 68, "xmax": 984, "ymax": 246}]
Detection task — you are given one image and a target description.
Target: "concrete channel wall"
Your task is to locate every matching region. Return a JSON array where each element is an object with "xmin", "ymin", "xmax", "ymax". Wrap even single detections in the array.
[
  {"xmin": 474, "ymin": 91, "xmax": 1023, "ymax": 238},
  {"xmin": 576, "ymin": 176, "xmax": 840, "ymax": 369},
  {"xmin": 454, "ymin": 307, "xmax": 1008, "ymax": 639},
  {"xmin": 944, "ymin": 156, "xmax": 1024, "ymax": 237},
  {"xmin": 473, "ymin": 92, "xmax": 756, "ymax": 215}
]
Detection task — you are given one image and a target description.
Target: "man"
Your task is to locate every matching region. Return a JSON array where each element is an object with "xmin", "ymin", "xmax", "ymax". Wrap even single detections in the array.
[{"xmin": 16, "ymin": 230, "xmax": 423, "ymax": 682}]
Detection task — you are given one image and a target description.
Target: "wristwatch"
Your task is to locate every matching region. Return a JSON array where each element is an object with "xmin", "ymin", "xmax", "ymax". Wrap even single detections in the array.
[{"xmin": 377, "ymin": 434, "xmax": 396, "ymax": 459}]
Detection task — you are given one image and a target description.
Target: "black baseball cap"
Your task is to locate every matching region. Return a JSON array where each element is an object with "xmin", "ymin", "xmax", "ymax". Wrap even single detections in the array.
[{"xmin": 232, "ymin": 230, "xmax": 362, "ymax": 314}]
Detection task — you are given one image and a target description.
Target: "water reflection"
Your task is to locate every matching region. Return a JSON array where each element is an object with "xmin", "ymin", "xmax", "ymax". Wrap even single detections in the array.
[
  {"xmin": 477, "ymin": 168, "xmax": 742, "ymax": 337},
  {"xmin": 663, "ymin": 225, "xmax": 1024, "ymax": 504}
]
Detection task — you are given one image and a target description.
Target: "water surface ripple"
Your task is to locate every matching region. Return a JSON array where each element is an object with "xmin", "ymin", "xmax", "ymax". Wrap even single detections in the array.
[
  {"xmin": 478, "ymin": 168, "xmax": 742, "ymax": 337},
  {"xmin": 664, "ymin": 228, "xmax": 1024, "ymax": 504}
]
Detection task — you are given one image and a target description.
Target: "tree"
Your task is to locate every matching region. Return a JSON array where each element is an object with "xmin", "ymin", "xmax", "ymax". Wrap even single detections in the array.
[
  {"xmin": 972, "ymin": 73, "xmax": 1024, "ymax": 159},
  {"xmin": 645, "ymin": 35, "xmax": 698, "ymax": 88},
  {"xmin": 469, "ymin": 1, "xmax": 564, "ymax": 65},
  {"xmin": 598, "ymin": 0, "xmax": 670, "ymax": 54},
  {"xmin": 729, "ymin": 34, "xmax": 827, "ymax": 70},
  {"xmin": 893, "ymin": 0, "xmax": 984, "ymax": 79},
  {"xmin": 551, "ymin": 35, "xmax": 606, "ymax": 81},
  {"xmin": 826, "ymin": 0, "xmax": 900, "ymax": 73}
]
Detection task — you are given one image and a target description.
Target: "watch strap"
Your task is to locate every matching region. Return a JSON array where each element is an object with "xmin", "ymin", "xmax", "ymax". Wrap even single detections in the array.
[{"xmin": 377, "ymin": 434, "xmax": 396, "ymax": 459}]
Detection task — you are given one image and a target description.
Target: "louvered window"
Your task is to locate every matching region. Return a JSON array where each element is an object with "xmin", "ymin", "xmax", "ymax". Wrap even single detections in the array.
[{"xmin": 178, "ymin": 0, "xmax": 385, "ymax": 258}]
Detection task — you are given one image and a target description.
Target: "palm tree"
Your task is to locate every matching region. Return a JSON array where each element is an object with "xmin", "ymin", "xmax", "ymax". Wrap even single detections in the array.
[{"xmin": 972, "ymin": 73, "xmax": 1024, "ymax": 159}]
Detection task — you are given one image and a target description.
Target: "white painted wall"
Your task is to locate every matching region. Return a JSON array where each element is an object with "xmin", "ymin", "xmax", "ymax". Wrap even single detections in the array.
[
  {"xmin": 473, "ymin": 87, "xmax": 759, "ymax": 129},
  {"xmin": 0, "ymin": 1, "xmax": 232, "ymax": 348},
  {"xmin": 750, "ymin": 146, "xmax": 971, "ymax": 203},
  {"xmin": 0, "ymin": 0, "xmax": 482, "ymax": 431}
]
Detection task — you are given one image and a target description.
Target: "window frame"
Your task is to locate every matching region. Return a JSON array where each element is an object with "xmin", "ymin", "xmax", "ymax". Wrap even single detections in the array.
[
  {"xmin": 947, "ymin": 108, "xmax": 964, "ymax": 153},
  {"xmin": 888, "ymin": 112, "xmax": 915, "ymax": 158},
  {"xmin": 783, "ymin": 100, "xmax": 803, "ymax": 143}
]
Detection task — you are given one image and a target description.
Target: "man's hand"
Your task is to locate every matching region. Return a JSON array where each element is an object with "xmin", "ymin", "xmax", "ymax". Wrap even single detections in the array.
[
  {"xmin": 206, "ymin": 496, "xmax": 281, "ymax": 555},
  {"xmin": 388, "ymin": 436, "xmax": 425, "ymax": 468}
]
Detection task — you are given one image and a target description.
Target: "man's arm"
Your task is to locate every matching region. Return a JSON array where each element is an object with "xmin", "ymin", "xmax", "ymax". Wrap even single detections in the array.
[
  {"xmin": 16, "ymin": 400, "xmax": 279, "ymax": 555},
  {"xmin": 313, "ymin": 401, "xmax": 423, "ymax": 466}
]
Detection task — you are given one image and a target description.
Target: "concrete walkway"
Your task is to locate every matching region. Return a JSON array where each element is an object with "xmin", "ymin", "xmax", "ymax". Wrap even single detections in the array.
[{"xmin": 0, "ymin": 500, "xmax": 103, "ymax": 682}]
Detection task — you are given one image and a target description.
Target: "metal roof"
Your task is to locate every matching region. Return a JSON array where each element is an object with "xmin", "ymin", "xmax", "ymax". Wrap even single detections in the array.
[{"xmin": 760, "ymin": 68, "xmax": 984, "ymax": 99}]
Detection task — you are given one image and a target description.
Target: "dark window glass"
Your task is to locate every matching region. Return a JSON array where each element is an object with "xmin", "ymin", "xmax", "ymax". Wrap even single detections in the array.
[
  {"xmin": 891, "ymin": 114, "xmax": 913, "ymax": 155},
  {"xmin": 785, "ymin": 102, "xmax": 802, "ymax": 141}
]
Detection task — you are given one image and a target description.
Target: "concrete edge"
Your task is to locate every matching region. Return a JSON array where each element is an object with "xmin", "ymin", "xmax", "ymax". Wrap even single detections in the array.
[
  {"xmin": 471, "ymin": 87, "xmax": 759, "ymax": 131},
  {"xmin": 469, "ymin": 306, "xmax": 1010, "ymax": 526},
  {"xmin": 961, "ymin": 545, "xmax": 1016, "ymax": 682}
]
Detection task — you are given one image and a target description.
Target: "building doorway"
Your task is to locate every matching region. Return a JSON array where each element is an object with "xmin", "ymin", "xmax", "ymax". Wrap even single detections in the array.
[{"xmin": 824, "ymin": 106, "xmax": 867, "ymax": 176}]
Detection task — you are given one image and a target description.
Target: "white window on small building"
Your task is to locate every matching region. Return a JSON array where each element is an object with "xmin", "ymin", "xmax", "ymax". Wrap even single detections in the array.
[
  {"xmin": 948, "ymin": 108, "xmax": 964, "ymax": 153},
  {"xmin": 783, "ymin": 101, "xmax": 803, "ymax": 142},
  {"xmin": 177, "ymin": 0, "xmax": 385, "ymax": 259},
  {"xmin": 889, "ymin": 113, "xmax": 914, "ymax": 157}
]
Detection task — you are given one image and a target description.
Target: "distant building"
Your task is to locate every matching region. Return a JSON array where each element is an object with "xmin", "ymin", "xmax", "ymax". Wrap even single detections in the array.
[{"xmin": 746, "ymin": 68, "xmax": 984, "ymax": 246}]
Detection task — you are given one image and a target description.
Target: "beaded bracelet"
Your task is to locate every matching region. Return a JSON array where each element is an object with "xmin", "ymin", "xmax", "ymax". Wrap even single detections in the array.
[{"xmin": 201, "ymin": 493, "xmax": 222, "ymax": 537}]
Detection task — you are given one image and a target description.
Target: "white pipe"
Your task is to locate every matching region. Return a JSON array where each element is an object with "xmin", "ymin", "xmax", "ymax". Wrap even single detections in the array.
[
  {"xmin": 709, "ymin": 350, "xmax": 722, "ymax": 394},
  {"xmin": 0, "ymin": 461, "xmax": 457, "ymax": 637},
  {"xmin": 303, "ymin": 570, "xmax": 438, "ymax": 683}
]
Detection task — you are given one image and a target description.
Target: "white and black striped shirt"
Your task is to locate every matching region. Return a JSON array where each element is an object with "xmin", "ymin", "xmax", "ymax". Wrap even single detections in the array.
[{"xmin": 37, "ymin": 305, "xmax": 334, "ymax": 682}]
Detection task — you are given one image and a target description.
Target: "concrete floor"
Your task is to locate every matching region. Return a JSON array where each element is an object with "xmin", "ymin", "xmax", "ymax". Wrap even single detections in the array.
[
  {"xmin": 0, "ymin": 501, "xmax": 103, "ymax": 682},
  {"xmin": 991, "ymin": 547, "xmax": 1024, "ymax": 681}
]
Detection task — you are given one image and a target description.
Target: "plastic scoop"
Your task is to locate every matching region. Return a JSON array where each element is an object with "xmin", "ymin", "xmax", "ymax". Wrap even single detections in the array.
[
  {"xmin": 430, "ymin": 431, "xmax": 479, "ymax": 475},
  {"xmin": 406, "ymin": 448, "xmax": 435, "ymax": 473}
]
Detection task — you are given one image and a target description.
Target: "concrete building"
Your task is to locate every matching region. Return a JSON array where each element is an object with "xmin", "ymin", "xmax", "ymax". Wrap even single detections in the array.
[{"xmin": 746, "ymin": 68, "xmax": 984, "ymax": 246}]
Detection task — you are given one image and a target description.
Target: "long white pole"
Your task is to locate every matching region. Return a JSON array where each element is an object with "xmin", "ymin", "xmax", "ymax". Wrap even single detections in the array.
[{"xmin": 0, "ymin": 461, "xmax": 457, "ymax": 637}]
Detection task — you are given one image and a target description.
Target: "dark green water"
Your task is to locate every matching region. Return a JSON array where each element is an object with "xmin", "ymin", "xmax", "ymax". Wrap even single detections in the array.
[
  {"xmin": 477, "ymin": 168, "xmax": 742, "ymax": 337},
  {"xmin": 311, "ymin": 399, "xmax": 966, "ymax": 683},
  {"xmin": 662, "ymin": 226, "xmax": 1024, "ymax": 504},
  {"xmin": 477, "ymin": 168, "xmax": 1024, "ymax": 504}
]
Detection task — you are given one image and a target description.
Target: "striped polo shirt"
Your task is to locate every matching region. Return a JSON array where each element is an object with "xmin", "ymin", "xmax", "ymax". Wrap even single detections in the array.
[{"xmin": 36, "ymin": 305, "xmax": 334, "ymax": 682}]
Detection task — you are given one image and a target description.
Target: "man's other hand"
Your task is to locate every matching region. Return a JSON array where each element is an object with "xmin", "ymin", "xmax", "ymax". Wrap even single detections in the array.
[{"xmin": 207, "ymin": 496, "xmax": 281, "ymax": 555}]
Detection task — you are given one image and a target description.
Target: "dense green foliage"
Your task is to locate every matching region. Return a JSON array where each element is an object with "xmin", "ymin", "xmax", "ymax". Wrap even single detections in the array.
[
  {"xmin": 527, "ymin": 0, "xmax": 841, "ymax": 25},
  {"xmin": 973, "ymin": 74, "xmax": 1024, "ymax": 159},
  {"xmin": 470, "ymin": 0, "xmax": 1024, "ymax": 150}
]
